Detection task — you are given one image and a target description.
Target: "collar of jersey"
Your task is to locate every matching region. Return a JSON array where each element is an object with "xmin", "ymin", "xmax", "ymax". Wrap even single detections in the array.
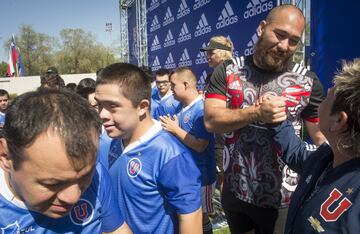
[
  {"xmin": 0, "ymin": 168, "xmax": 27, "ymax": 209},
  {"xmin": 181, "ymin": 95, "xmax": 203, "ymax": 113},
  {"xmin": 160, "ymin": 91, "xmax": 173, "ymax": 100},
  {"xmin": 121, "ymin": 120, "xmax": 162, "ymax": 154}
]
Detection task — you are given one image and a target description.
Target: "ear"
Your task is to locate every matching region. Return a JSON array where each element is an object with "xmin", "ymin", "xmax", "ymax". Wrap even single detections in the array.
[
  {"xmin": 0, "ymin": 138, "xmax": 12, "ymax": 172},
  {"xmin": 137, "ymin": 99, "xmax": 150, "ymax": 116},
  {"xmin": 329, "ymin": 111, "xmax": 348, "ymax": 132},
  {"xmin": 184, "ymin": 81, "xmax": 190, "ymax": 90},
  {"xmin": 257, "ymin": 20, "xmax": 267, "ymax": 37}
]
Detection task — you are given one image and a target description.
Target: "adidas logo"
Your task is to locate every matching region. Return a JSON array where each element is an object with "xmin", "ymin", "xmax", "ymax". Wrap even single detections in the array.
[
  {"xmin": 229, "ymin": 80, "xmax": 241, "ymax": 90},
  {"xmin": 194, "ymin": 13, "xmax": 212, "ymax": 37},
  {"xmin": 195, "ymin": 42, "xmax": 208, "ymax": 64},
  {"xmin": 197, "ymin": 70, "xmax": 208, "ymax": 90},
  {"xmin": 177, "ymin": 22, "xmax": 192, "ymax": 43},
  {"xmin": 151, "ymin": 56, "xmax": 161, "ymax": 71},
  {"xmin": 164, "ymin": 52, "xmax": 176, "ymax": 69},
  {"xmin": 150, "ymin": 35, "xmax": 161, "ymax": 52},
  {"xmin": 163, "ymin": 7, "xmax": 175, "ymax": 26},
  {"xmin": 244, "ymin": 0, "xmax": 273, "ymax": 19},
  {"xmin": 150, "ymin": 15, "xmax": 161, "ymax": 32},
  {"xmin": 193, "ymin": 0, "xmax": 211, "ymax": 10},
  {"xmin": 216, "ymin": 1, "xmax": 238, "ymax": 29},
  {"xmin": 177, "ymin": 0, "xmax": 190, "ymax": 19},
  {"xmin": 148, "ymin": 0, "xmax": 160, "ymax": 12},
  {"xmin": 178, "ymin": 48, "xmax": 192, "ymax": 67},
  {"xmin": 244, "ymin": 32, "xmax": 258, "ymax": 56},
  {"xmin": 163, "ymin": 29, "xmax": 176, "ymax": 47}
]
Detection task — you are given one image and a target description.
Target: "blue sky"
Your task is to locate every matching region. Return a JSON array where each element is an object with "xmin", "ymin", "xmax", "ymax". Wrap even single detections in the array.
[{"xmin": 0, "ymin": 0, "xmax": 121, "ymax": 62}]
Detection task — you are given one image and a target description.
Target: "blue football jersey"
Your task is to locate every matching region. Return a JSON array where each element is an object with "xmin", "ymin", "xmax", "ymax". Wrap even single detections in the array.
[
  {"xmin": 109, "ymin": 121, "xmax": 201, "ymax": 233},
  {"xmin": 0, "ymin": 163, "xmax": 124, "ymax": 233},
  {"xmin": 153, "ymin": 94, "xmax": 182, "ymax": 120},
  {"xmin": 97, "ymin": 130, "xmax": 112, "ymax": 169},
  {"xmin": 150, "ymin": 88, "xmax": 161, "ymax": 119},
  {"xmin": 177, "ymin": 96, "xmax": 216, "ymax": 186},
  {"xmin": 0, "ymin": 112, "xmax": 5, "ymax": 126}
]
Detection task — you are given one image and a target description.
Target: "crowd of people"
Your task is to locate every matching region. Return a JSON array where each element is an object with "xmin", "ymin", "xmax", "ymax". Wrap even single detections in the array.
[{"xmin": 0, "ymin": 4, "xmax": 359, "ymax": 234}]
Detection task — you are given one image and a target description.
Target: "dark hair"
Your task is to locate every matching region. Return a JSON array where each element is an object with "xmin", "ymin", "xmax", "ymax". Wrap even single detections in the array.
[
  {"xmin": 140, "ymin": 65, "xmax": 153, "ymax": 82},
  {"xmin": 170, "ymin": 67, "xmax": 195, "ymax": 77},
  {"xmin": 76, "ymin": 78, "xmax": 96, "ymax": 99},
  {"xmin": 46, "ymin": 66, "xmax": 59, "ymax": 74},
  {"xmin": 155, "ymin": 68, "xmax": 170, "ymax": 77},
  {"xmin": 96, "ymin": 63, "xmax": 151, "ymax": 107},
  {"xmin": 170, "ymin": 67, "xmax": 197, "ymax": 85},
  {"xmin": 40, "ymin": 73, "xmax": 65, "ymax": 89},
  {"xmin": 96, "ymin": 68, "xmax": 104, "ymax": 76},
  {"xmin": 0, "ymin": 89, "xmax": 9, "ymax": 98},
  {"xmin": 4, "ymin": 88, "xmax": 102, "ymax": 170},
  {"xmin": 65, "ymin": 83, "xmax": 77, "ymax": 92}
]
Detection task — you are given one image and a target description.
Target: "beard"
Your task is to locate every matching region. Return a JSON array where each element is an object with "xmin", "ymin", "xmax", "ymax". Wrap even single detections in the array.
[{"xmin": 253, "ymin": 36, "xmax": 294, "ymax": 73}]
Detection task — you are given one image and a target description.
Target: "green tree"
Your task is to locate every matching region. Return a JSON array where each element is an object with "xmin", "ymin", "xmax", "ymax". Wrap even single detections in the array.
[
  {"xmin": 15, "ymin": 25, "xmax": 56, "ymax": 76},
  {"xmin": 0, "ymin": 62, "xmax": 8, "ymax": 77},
  {"xmin": 56, "ymin": 28, "xmax": 117, "ymax": 74}
]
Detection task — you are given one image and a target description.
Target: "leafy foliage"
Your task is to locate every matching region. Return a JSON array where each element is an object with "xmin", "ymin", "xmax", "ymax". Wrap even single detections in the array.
[{"xmin": 2, "ymin": 25, "xmax": 119, "ymax": 76}]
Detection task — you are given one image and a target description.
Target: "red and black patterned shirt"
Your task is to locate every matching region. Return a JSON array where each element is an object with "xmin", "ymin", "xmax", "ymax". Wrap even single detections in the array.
[{"xmin": 205, "ymin": 55, "xmax": 324, "ymax": 208}]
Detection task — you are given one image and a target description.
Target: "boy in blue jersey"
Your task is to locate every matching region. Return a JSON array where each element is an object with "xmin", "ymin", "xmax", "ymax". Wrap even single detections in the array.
[
  {"xmin": 160, "ymin": 67, "xmax": 216, "ymax": 234},
  {"xmin": 95, "ymin": 63, "xmax": 202, "ymax": 234},
  {"xmin": 76, "ymin": 77, "xmax": 112, "ymax": 169},
  {"xmin": 268, "ymin": 58, "xmax": 360, "ymax": 233},
  {"xmin": 0, "ymin": 88, "xmax": 131, "ymax": 233},
  {"xmin": 152, "ymin": 68, "xmax": 182, "ymax": 120},
  {"xmin": 0, "ymin": 89, "xmax": 9, "ymax": 128},
  {"xmin": 140, "ymin": 65, "xmax": 159, "ymax": 120}
]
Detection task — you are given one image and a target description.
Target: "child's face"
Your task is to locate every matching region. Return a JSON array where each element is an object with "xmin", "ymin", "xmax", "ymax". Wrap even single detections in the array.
[{"xmin": 95, "ymin": 84, "xmax": 141, "ymax": 140}]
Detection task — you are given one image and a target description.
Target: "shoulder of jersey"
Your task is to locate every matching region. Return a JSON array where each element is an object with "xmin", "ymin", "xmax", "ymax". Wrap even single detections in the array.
[
  {"xmin": 289, "ymin": 62, "xmax": 317, "ymax": 78},
  {"xmin": 231, "ymin": 56, "xmax": 245, "ymax": 68}
]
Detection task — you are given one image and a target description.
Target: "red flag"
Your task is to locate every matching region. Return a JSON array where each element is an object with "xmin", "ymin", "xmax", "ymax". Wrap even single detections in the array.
[
  {"xmin": 6, "ymin": 46, "xmax": 15, "ymax": 77},
  {"xmin": 6, "ymin": 35, "xmax": 20, "ymax": 77}
]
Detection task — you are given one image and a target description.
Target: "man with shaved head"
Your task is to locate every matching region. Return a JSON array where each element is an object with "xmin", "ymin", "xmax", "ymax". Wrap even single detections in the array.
[
  {"xmin": 204, "ymin": 4, "xmax": 325, "ymax": 234},
  {"xmin": 161, "ymin": 67, "xmax": 216, "ymax": 234}
]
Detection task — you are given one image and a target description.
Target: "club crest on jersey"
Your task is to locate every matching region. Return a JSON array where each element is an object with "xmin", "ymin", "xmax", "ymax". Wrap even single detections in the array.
[
  {"xmin": 127, "ymin": 157, "xmax": 142, "ymax": 177},
  {"xmin": 320, "ymin": 188, "xmax": 352, "ymax": 222},
  {"xmin": 183, "ymin": 112, "xmax": 191, "ymax": 124},
  {"xmin": 70, "ymin": 199, "xmax": 94, "ymax": 226}
]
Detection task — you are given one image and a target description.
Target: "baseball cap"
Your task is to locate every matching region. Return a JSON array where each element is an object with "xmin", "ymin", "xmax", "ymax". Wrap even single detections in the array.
[
  {"xmin": 46, "ymin": 66, "xmax": 58, "ymax": 74},
  {"xmin": 200, "ymin": 40, "xmax": 232, "ymax": 52}
]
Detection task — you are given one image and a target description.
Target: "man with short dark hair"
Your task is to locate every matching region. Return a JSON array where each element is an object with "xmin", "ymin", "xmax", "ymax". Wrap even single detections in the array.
[
  {"xmin": 152, "ymin": 68, "xmax": 182, "ymax": 119},
  {"xmin": 205, "ymin": 4, "xmax": 326, "ymax": 234},
  {"xmin": 40, "ymin": 72, "xmax": 65, "ymax": 89},
  {"xmin": 0, "ymin": 89, "xmax": 9, "ymax": 127},
  {"xmin": 0, "ymin": 88, "xmax": 131, "ymax": 233},
  {"xmin": 95, "ymin": 63, "xmax": 202, "ymax": 234},
  {"xmin": 46, "ymin": 66, "xmax": 59, "ymax": 75}
]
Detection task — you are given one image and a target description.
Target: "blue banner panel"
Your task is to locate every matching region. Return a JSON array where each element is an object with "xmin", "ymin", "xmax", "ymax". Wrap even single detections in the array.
[
  {"xmin": 310, "ymin": 0, "xmax": 360, "ymax": 92},
  {"xmin": 128, "ymin": 2, "xmax": 138, "ymax": 66},
  {"xmin": 146, "ymin": 0, "xmax": 276, "ymax": 89}
]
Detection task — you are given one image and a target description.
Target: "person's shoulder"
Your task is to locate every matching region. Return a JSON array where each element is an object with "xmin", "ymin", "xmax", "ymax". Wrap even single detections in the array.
[
  {"xmin": 85, "ymin": 162, "xmax": 103, "ymax": 190},
  {"xmin": 152, "ymin": 129, "xmax": 190, "ymax": 158},
  {"xmin": 191, "ymin": 99, "xmax": 205, "ymax": 117},
  {"xmin": 288, "ymin": 62, "xmax": 317, "ymax": 79}
]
